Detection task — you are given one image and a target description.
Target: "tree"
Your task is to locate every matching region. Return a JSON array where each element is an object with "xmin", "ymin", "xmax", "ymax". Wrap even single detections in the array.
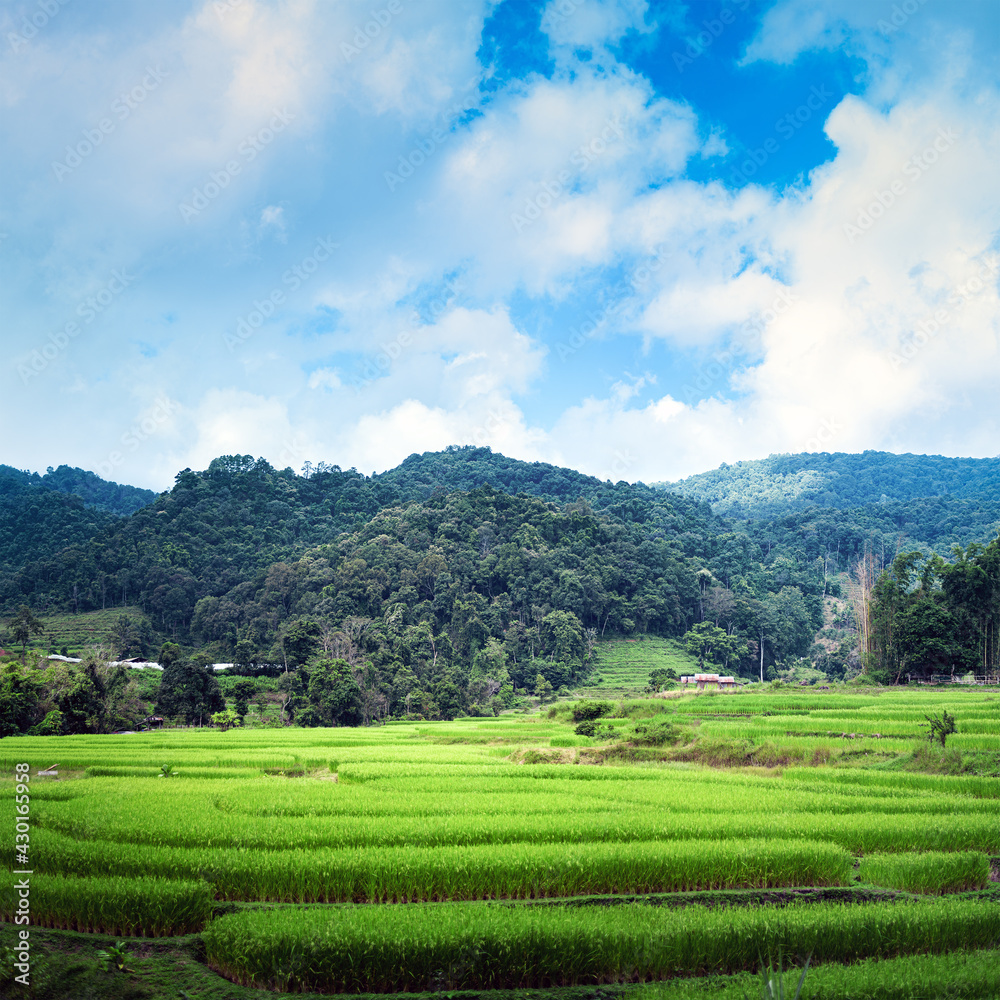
[
  {"xmin": 29, "ymin": 708, "xmax": 65, "ymax": 736},
  {"xmin": 54, "ymin": 665, "xmax": 102, "ymax": 733},
  {"xmin": 539, "ymin": 610, "xmax": 586, "ymax": 675},
  {"xmin": 158, "ymin": 641, "xmax": 183, "ymax": 668},
  {"xmin": 0, "ymin": 661, "xmax": 44, "ymax": 735},
  {"xmin": 6, "ymin": 605, "xmax": 44, "ymax": 662},
  {"xmin": 922, "ymin": 710, "xmax": 957, "ymax": 747},
  {"xmin": 432, "ymin": 675, "xmax": 464, "ymax": 720},
  {"xmin": 896, "ymin": 598, "xmax": 970, "ymax": 680},
  {"xmin": 682, "ymin": 621, "xmax": 745, "ymax": 671},
  {"xmin": 156, "ymin": 657, "xmax": 225, "ymax": 725},
  {"xmin": 109, "ymin": 614, "xmax": 152, "ymax": 659},
  {"xmin": 300, "ymin": 658, "xmax": 363, "ymax": 726},
  {"xmin": 534, "ymin": 672, "xmax": 554, "ymax": 703},
  {"xmin": 281, "ymin": 618, "xmax": 322, "ymax": 669},
  {"xmin": 231, "ymin": 678, "xmax": 257, "ymax": 720},
  {"xmin": 212, "ymin": 708, "xmax": 241, "ymax": 731},
  {"xmin": 647, "ymin": 667, "xmax": 676, "ymax": 693}
]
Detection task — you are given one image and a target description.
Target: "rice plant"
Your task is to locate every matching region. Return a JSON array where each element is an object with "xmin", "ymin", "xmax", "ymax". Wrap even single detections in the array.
[
  {"xmin": 202, "ymin": 896, "xmax": 1000, "ymax": 993},
  {"xmin": 857, "ymin": 851, "xmax": 991, "ymax": 894}
]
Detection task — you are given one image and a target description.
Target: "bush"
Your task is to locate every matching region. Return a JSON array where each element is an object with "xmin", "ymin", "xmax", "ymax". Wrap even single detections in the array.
[
  {"xmin": 574, "ymin": 719, "xmax": 616, "ymax": 740},
  {"xmin": 572, "ymin": 700, "xmax": 612, "ymax": 723},
  {"xmin": 630, "ymin": 721, "xmax": 682, "ymax": 746}
]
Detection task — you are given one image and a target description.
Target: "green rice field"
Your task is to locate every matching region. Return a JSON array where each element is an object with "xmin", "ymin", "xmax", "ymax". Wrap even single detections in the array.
[
  {"xmin": 580, "ymin": 636, "xmax": 695, "ymax": 694},
  {"xmin": 2, "ymin": 685, "xmax": 999, "ymax": 998}
]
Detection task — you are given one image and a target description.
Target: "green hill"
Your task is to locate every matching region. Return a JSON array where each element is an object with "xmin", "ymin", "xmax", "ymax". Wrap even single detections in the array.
[
  {"xmin": 660, "ymin": 452, "xmax": 1000, "ymax": 518},
  {"xmin": 0, "ymin": 464, "xmax": 157, "ymax": 516}
]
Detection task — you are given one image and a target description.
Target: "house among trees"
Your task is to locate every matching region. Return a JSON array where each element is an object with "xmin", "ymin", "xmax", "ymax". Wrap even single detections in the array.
[{"xmin": 681, "ymin": 673, "xmax": 738, "ymax": 691}]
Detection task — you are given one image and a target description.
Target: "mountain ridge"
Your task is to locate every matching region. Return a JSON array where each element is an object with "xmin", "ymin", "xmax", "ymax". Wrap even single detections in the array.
[{"xmin": 658, "ymin": 451, "xmax": 1000, "ymax": 517}]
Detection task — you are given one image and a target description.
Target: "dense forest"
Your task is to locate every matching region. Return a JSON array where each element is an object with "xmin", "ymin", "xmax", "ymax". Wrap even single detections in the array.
[
  {"xmin": 862, "ymin": 539, "xmax": 1000, "ymax": 683},
  {"xmin": 663, "ymin": 451, "xmax": 1000, "ymax": 526},
  {"xmin": 2, "ymin": 446, "xmax": 1000, "ymax": 734},
  {"xmin": 0, "ymin": 464, "xmax": 157, "ymax": 516}
]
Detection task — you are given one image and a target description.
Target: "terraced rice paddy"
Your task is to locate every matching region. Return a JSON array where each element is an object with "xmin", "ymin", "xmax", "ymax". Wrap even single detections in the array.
[{"xmin": 2, "ymin": 686, "xmax": 998, "ymax": 998}]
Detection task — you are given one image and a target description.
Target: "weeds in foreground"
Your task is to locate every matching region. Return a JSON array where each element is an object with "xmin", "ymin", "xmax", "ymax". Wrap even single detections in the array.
[
  {"xmin": 96, "ymin": 941, "xmax": 133, "ymax": 974},
  {"xmin": 744, "ymin": 952, "xmax": 811, "ymax": 1000}
]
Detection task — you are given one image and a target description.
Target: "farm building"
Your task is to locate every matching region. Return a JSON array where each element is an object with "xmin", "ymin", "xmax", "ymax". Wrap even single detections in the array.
[{"xmin": 680, "ymin": 673, "xmax": 737, "ymax": 691}]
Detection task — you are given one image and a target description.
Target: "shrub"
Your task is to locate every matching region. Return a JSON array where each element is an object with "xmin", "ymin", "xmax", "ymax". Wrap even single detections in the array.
[
  {"xmin": 572, "ymin": 700, "xmax": 612, "ymax": 723},
  {"xmin": 630, "ymin": 721, "xmax": 682, "ymax": 746}
]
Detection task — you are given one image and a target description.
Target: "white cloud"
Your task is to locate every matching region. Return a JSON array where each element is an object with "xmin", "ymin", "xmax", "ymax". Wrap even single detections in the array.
[
  {"xmin": 335, "ymin": 394, "xmax": 546, "ymax": 474},
  {"xmin": 542, "ymin": 0, "xmax": 651, "ymax": 52},
  {"xmin": 159, "ymin": 388, "xmax": 309, "ymax": 477},
  {"xmin": 535, "ymin": 80, "xmax": 1000, "ymax": 480},
  {"xmin": 741, "ymin": 0, "xmax": 853, "ymax": 66},
  {"xmin": 6, "ymin": 0, "xmax": 1000, "ymax": 492}
]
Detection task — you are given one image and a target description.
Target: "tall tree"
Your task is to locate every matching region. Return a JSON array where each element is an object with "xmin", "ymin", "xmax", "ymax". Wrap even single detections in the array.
[
  {"xmin": 5, "ymin": 605, "xmax": 44, "ymax": 662},
  {"xmin": 156, "ymin": 657, "xmax": 225, "ymax": 725}
]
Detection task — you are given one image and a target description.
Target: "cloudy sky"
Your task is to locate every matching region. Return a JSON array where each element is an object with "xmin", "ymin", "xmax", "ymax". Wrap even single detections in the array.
[{"xmin": 2, "ymin": 0, "xmax": 999, "ymax": 490}]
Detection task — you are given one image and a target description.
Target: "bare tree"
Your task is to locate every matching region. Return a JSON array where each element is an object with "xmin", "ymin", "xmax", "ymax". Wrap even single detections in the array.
[{"xmin": 849, "ymin": 546, "xmax": 880, "ymax": 671}]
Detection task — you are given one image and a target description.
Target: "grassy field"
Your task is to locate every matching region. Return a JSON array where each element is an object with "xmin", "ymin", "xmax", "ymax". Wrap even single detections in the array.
[{"xmin": 2, "ymin": 686, "xmax": 999, "ymax": 998}]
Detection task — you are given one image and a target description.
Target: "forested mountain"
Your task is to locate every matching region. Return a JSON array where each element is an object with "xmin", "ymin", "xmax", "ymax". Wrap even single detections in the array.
[
  {"xmin": 3, "ymin": 450, "xmax": 721, "ymax": 634},
  {"xmin": 0, "ymin": 473, "xmax": 121, "ymax": 571},
  {"xmin": 4, "ymin": 445, "xmax": 1000, "ymax": 725},
  {"xmin": 661, "ymin": 452, "xmax": 1000, "ymax": 520},
  {"xmin": 0, "ymin": 464, "xmax": 157, "ymax": 516},
  {"xmin": 192, "ymin": 486, "xmax": 709, "ymax": 704}
]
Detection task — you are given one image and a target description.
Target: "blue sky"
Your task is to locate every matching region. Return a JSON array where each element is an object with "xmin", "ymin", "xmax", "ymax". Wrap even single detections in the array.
[{"xmin": 2, "ymin": 0, "xmax": 999, "ymax": 490}]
